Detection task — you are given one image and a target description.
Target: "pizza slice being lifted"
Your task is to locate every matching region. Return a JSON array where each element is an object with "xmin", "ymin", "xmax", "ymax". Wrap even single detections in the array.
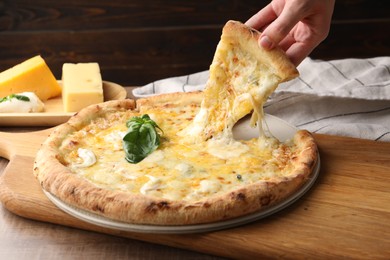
[
  {"xmin": 181, "ymin": 20, "xmax": 299, "ymax": 143},
  {"xmin": 33, "ymin": 21, "xmax": 318, "ymax": 226}
]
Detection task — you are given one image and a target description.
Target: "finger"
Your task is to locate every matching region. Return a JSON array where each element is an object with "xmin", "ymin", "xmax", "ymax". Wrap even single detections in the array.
[
  {"xmin": 260, "ymin": 6, "xmax": 305, "ymax": 50},
  {"xmin": 278, "ymin": 33, "xmax": 296, "ymax": 52},
  {"xmin": 285, "ymin": 41, "xmax": 317, "ymax": 66},
  {"xmin": 245, "ymin": 4, "xmax": 277, "ymax": 30}
]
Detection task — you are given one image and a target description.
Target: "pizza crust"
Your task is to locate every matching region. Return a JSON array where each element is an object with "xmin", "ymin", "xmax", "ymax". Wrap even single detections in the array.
[
  {"xmin": 222, "ymin": 20, "xmax": 299, "ymax": 82},
  {"xmin": 34, "ymin": 94, "xmax": 318, "ymax": 225}
]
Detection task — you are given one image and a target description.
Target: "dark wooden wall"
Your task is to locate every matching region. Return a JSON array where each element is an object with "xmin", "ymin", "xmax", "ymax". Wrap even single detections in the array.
[{"xmin": 0, "ymin": 0, "xmax": 389, "ymax": 86}]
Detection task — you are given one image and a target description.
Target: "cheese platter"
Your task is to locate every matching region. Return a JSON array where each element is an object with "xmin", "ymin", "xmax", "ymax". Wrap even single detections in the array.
[{"xmin": 0, "ymin": 81, "xmax": 127, "ymax": 126}]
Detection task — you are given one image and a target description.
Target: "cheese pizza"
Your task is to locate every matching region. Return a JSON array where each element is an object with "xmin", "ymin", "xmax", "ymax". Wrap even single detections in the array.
[{"xmin": 33, "ymin": 21, "xmax": 318, "ymax": 225}]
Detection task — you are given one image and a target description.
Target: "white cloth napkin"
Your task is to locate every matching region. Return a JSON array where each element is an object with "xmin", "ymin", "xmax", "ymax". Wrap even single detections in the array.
[{"xmin": 133, "ymin": 57, "xmax": 390, "ymax": 142}]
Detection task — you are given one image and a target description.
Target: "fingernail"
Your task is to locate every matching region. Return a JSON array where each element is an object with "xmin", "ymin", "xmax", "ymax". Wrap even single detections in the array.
[{"xmin": 259, "ymin": 36, "xmax": 274, "ymax": 49}]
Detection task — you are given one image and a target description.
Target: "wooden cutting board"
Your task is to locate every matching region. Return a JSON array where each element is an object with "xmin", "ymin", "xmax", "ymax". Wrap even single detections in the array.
[{"xmin": 0, "ymin": 129, "xmax": 389, "ymax": 259}]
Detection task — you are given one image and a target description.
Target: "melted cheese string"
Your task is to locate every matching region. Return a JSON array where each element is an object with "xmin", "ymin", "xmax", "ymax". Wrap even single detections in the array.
[{"xmin": 248, "ymin": 93, "xmax": 274, "ymax": 140}]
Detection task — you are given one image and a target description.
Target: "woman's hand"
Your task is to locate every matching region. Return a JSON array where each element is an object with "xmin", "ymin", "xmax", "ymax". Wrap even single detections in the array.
[{"xmin": 246, "ymin": 0, "xmax": 335, "ymax": 65}]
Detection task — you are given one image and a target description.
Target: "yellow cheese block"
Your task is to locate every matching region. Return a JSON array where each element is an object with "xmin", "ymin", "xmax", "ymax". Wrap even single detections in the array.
[
  {"xmin": 62, "ymin": 63, "xmax": 104, "ymax": 112},
  {"xmin": 0, "ymin": 55, "xmax": 62, "ymax": 101}
]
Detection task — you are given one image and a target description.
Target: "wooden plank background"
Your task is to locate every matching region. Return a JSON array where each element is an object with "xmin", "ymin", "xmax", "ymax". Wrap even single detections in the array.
[{"xmin": 0, "ymin": 0, "xmax": 389, "ymax": 86}]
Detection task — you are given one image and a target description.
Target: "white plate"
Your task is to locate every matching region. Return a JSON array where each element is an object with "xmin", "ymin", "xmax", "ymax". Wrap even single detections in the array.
[
  {"xmin": 44, "ymin": 114, "xmax": 320, "ymax": 234},
  {"xmin": 0, "ymin": 81, "xmax": 127, "ymax": 126}
]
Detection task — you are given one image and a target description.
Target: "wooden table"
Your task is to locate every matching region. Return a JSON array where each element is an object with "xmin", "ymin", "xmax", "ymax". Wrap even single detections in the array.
[{"xmin": 1, "ymin": 87, "xmax": 390, "ymax": 259}]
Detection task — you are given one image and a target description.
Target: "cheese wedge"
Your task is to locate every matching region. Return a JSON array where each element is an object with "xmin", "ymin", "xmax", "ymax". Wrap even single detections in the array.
[
  {"xmin": 62, "ymin": 63, "xmax": 104, "ymax": 112},
  {"xmin": 0, "ymin": 55, "xmax": 61, "ymax": 101}
]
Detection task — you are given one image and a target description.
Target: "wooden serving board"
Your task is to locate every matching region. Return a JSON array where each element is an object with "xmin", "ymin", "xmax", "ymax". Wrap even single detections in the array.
[{"xmin": 0, "ymin": 129, "xmax": 389, "ymax": 259}]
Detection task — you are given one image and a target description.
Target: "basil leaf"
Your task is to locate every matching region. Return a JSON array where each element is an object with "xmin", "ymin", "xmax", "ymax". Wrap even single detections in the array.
[
  {"xmin": 0, "ymin": 94, "xmax": 30, "ymax": 103},
  {"xmin": 122, "ymin": 114, "xmax": 162, "ymax": 163},
  {"xmin": 14, "ymin": 94, "xmax": 30, "ymax": 102}
]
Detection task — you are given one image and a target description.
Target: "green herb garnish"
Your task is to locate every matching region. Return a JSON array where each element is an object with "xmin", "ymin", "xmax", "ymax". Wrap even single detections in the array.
[
  {"xmin": 122, "ymin": 114, "xmax": 163, "ymax": 164},
  {"xmin": 0, "ymin": 94, "xmax": 30, "ymax": 103}
]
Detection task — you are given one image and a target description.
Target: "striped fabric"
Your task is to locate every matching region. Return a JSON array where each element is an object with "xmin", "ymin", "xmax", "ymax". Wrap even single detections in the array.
[{"xmin": 133, "ymin": 57, "xmax": 390, "ymax": 142}]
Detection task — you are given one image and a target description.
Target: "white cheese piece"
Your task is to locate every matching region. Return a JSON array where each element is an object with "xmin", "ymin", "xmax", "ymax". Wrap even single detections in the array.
[
  {"xmin": 140, "ymin": 175, "xmax": 162, "ymax": 195},
  {"xmin": 111, "ymin": 161, "xmax": 140, "ymax": 180},
  {"xmin": 174, "ymin": 163, "xmax": 193, "ymax": 176},
  {"xmin": 0, "ymin": 92, "xmax": 44, "ymax": 113},
  {"xmin": 163, "ymin": 180, "xmax": 188, "ymax": 201},
  {"xmin": 91, "ymin": 170, "xmax": 121, "ymax": 185},
  {"xmin": 73, "ymin": 148, "xmax": 96, "ymax": 168},
  {"xmin": 142, "ymin": 150, "xmax": 164, "ymax": 163},
  {"xmin": 104, "ymin": 130, "xmax": 126, "ymax": 151},
  {"xmin": 207, "ymin": 135, "xmax": 249, "ymax": 159},
  {"xmin": 198, "ymin": 179, "xmax": 221, "ymax": 194}
]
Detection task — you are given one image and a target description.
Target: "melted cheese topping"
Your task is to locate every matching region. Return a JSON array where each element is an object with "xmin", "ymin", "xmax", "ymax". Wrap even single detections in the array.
[{"xmin": 60, "ymin": 101, "xmax": 296, "ymax": 202}]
